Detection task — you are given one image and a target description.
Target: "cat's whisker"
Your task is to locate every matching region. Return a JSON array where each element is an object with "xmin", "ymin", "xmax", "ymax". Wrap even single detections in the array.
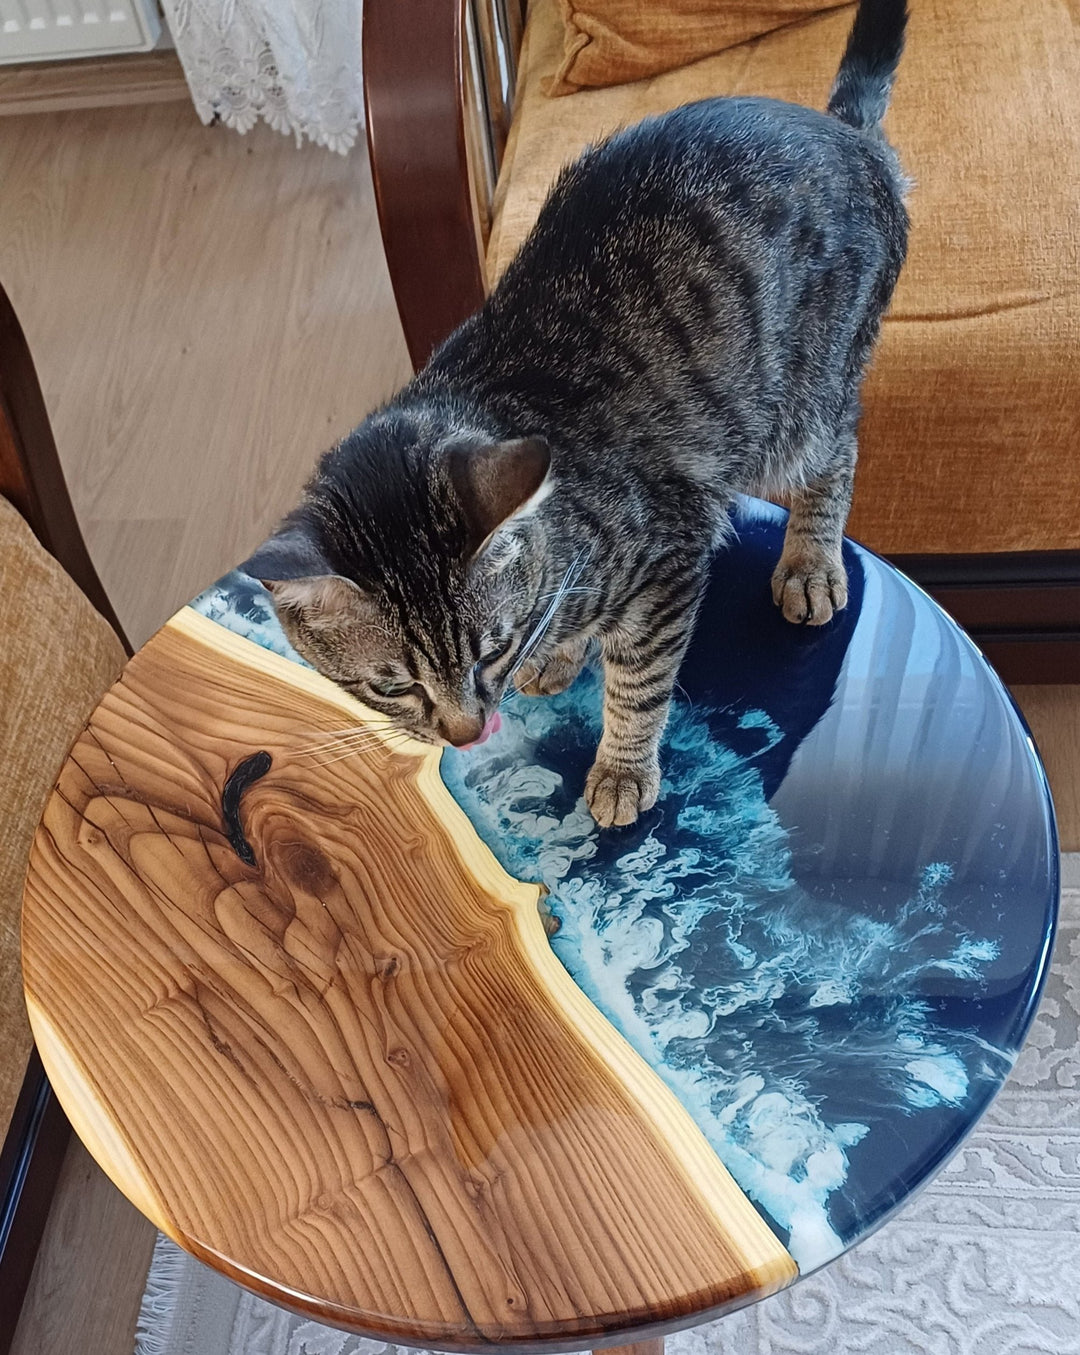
[
  {"xmin": 294, "ymin": 731, "xmax": 392, "ymax": 755},
  {"xmin": 293, "ymin": 723, "xmax": 375, "ymax": 742},
  {"xmin": 673, "ymin": 680, "xmax": 695, "ymax": 710},
  {"xmin": 309, "ymin": 731, "xmax": 417, "ymax": 765},
  {"xmin": 321, "ymin": 727, "xmax": 408, "ymax": 749},
  {"xmin": 303, "ymin": 725, "xmax": 387, "ymax": 743},
  {"xmin": 294, "ymin": 733, "xmax": 368, "ymax": 753},
  {"xmin": 301, "ymin": 719, "xmax": 395, "ymax": 738},
  {"xmin": 306, "ymin": 742, "xmax": 391, "ymax": 761},
  {"xmin": 514, "ymin": 556, "xmax": 582, "ymax": 665},
  {"xmin": 510, "ymin": 548, "xmax": 593, "ymax": 681},
  {"xmin": 297, "ymin": 725, "xmax": 407, "ymax": 755},
  {"xmin": 313, "ymin": 750, "xmax": 378, "ymax": 766},
  {"xmin": 535, "ymin": 586, "xmax": 603, "ymax": 600},
  {"xmin": 306, "ymin": 744, "xmax": 392, "ymax": 764}
]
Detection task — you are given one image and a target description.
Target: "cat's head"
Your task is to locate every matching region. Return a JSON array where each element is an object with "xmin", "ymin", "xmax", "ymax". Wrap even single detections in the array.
[{"xmin": 243, "ymin": 415, "xmax": 551, "ymax": 747}]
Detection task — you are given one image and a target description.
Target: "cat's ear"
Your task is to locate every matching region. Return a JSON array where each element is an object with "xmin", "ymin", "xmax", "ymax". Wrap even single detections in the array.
[
  {"xmin": 446, "ymin": 437, "xmax": 551, "ymax": 555},
  {"xmin": 242, "ymin": 527, "xmax": 371, "ymax": 628},
  {"xmin": 242, "ymin": 524, "xmax": 332, "ymax": 584},
  {"xmin": 263, "ymin": 574, "xmax": 373, "ymax": 629}
]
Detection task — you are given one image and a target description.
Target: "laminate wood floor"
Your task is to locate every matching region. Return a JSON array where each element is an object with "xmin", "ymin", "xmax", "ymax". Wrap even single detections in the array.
[
  {"xmin": 11, "ymin": 1138, "xmax": 157, "ymax": 1355},
  {"xmin": 2, "ymin": 92, "xmax": 1077, "ymax": 1355},
  {"xmin": 0, "ymin": 98, "xmax": 412, "ymax": 649}
]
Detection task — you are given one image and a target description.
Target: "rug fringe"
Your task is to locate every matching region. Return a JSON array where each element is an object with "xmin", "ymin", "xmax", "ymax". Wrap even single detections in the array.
[{"xmin": 133, "ymin": 1233, "xmax": 187, "ymax": 1355}]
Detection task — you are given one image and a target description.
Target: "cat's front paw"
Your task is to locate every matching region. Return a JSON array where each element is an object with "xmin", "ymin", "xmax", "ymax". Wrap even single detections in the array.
[
  {"xmin": 584, "ymin": 757, "xmax": 660, "ymax": 828},
  {"xmin": 771, "ymin": 552, "xmax": 848, "ymax": 626},
  {"xmin": 514, "ymin": 639, "xmax": 589, "ymax": 697}
]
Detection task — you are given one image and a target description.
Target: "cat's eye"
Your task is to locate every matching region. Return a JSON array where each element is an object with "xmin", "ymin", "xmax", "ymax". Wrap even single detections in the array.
[
  {"xmin": 368, "ymin": 677, "xmax": 422, "ymax": 700},
  {"xmin": 478, "ymin": 637, "xmax": 513, "ymax": 667}
]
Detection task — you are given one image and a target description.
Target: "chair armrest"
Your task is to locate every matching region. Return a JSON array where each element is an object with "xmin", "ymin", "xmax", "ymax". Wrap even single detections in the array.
[
  {"xmin": 364, "ymin": 0, "xmax": 522, "ymax": 369},
  {"xmin": 0, "ymin": 284, "xmax": 127, "ymax": 649}
]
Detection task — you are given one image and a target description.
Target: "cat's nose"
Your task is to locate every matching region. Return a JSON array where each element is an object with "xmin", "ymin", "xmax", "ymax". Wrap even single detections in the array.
[{"xmin": 438, "ymin": 713, "xmax": 486, "ymax": 748}]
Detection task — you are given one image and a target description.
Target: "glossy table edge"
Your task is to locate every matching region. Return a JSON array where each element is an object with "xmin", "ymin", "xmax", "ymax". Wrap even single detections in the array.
[
  {"xmin": 854, "ymin": 534, "xmax": 1062, "ymax": 1035},
  {"xmin": 777, "ymin": 537, "xmax": 1062, "ymax": 1280},
  {"xmin": 797, "ymin": 710, "xmax": 1060, "ymax": 1281}
]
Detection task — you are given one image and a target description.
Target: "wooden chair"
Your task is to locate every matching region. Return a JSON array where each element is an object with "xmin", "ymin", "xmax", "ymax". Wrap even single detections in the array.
[
  {"xmin": 0, "ymin": 282, "xmax": 129, "ymax": 1355},
  {"xmin": 362, "ymin": 0, "xmax": 1080, "ymax": 683}
]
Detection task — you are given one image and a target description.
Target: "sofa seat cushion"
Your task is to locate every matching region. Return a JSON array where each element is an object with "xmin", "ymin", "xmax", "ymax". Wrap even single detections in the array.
[
  {"xmin": 488, "ymin": 0, "xmax": 1080, "ymax": 554},
  {"xmin": 0, "ymin": 497, "xmax": 125, "ymax": 1140}
]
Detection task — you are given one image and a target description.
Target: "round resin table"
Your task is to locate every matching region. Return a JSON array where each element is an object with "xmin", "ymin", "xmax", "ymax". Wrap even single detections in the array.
[{"xmin": 22, "ymin": 499, "xmax": 1057, "ymax": 1351}]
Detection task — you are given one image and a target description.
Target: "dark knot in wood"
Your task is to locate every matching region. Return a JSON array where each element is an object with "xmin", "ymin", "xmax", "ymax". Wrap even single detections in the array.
[{"xmin": 222, "ymin": 750, "xmax": 272, "ymax": 867}]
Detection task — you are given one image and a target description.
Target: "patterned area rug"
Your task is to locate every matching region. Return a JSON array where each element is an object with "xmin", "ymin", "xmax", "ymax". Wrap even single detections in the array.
[{"xmin": 134, "ymin": 855, "xmax": 1079, "ymax": 1355}]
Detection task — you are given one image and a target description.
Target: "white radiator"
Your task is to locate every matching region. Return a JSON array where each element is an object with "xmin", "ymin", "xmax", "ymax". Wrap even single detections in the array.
[{"xmin": 0, "ymin": 0, "xmax": 161, "ymax": 64}]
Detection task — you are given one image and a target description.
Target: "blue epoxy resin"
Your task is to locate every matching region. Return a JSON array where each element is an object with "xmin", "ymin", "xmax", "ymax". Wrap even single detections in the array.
[
  {"xmin": 194, "ymin": 570, "xmax": 311, "ymax": 667},
  {"xmin": 194, "ymin": 498, "xmax": 1058, "ymax": 1276}
]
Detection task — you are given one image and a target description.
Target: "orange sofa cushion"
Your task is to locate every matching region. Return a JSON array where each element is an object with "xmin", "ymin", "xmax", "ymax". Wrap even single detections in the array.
[
  {"xmin": 549, "ymin": 0, "xmax": 851, "ymax": 95},
  {"xmin": 489, "ymin": 0, "xmax": 1080, "ymax": 555}
]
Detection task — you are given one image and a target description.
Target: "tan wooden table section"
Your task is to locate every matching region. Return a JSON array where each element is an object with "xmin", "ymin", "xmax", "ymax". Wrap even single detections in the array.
[{"xmin": 21, "ymin": 606, "xmax": 794, "ymax": 1351}]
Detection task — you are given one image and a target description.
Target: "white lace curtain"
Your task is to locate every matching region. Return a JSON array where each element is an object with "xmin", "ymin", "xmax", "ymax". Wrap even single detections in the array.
[{"xmin": 162, "ymin": 0, "xmax": 363, "ymax": 153}]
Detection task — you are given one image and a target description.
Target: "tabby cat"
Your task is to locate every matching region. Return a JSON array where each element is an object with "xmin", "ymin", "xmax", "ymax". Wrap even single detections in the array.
[{"xmin": 246, "ymin": 0, "xmax": 909, "ymax": 827}]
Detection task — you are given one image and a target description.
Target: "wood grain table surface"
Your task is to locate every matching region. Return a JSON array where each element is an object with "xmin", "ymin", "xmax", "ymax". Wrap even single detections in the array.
[{"xmin": 21, "ymin": 607, "xmax": 792, "ymax": 1350}]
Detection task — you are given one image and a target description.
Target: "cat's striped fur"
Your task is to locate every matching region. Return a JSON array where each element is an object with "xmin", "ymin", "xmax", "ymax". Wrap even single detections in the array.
[{"xmin": 246, "ymin": 0, "xmax": 909, "ymax": 827}]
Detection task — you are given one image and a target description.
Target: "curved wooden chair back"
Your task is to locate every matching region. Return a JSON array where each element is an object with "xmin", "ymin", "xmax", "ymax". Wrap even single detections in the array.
[{"xmin": 363, "ymin": 0, "xmax": 520, "ymax": 369}]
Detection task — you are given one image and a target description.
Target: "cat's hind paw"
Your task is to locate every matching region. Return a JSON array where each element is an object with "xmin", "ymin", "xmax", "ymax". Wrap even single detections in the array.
[
  {"xmin": 771, "ymin": 553, "xmax": 848, "ymax": 626},
  {"xmin": 584, "ymin": 757, "xmax": 660, "ymax": 828}
]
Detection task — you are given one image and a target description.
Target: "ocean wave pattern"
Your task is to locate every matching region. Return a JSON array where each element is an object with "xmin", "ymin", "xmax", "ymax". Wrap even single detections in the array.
[{"xmin": 441, "ymin": 668, "xmax": 1012, "ymax": 1272}]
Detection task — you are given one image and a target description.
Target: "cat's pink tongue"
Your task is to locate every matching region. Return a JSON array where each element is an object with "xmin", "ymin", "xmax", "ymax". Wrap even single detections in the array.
[{"xmin": 460, "ymin": 711, "xmax": 502, "ymax": 750}]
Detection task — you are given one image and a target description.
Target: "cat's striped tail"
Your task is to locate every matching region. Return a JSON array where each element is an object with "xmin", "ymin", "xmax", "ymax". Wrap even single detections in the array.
[{"xmin": 827, "ymin": 0, "xmax": 908, "ymax": 133}]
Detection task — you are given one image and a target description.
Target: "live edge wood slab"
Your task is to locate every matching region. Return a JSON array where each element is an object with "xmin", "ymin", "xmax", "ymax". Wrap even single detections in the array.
[{"xmin": 22, "ymin": 608, "xmax": 794, "ymax": 1348}]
